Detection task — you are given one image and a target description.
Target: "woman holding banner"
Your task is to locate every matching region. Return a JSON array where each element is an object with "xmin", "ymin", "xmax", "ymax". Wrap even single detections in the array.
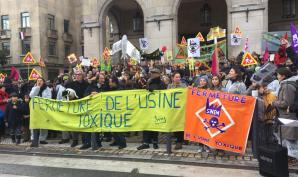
[
  {"xmin": 29, "ymin": 77, "xmax": 52, "ymax": 147},
  {"xmin": 167, "ymin": 72, "xmax": 187, "ymax": 150}
]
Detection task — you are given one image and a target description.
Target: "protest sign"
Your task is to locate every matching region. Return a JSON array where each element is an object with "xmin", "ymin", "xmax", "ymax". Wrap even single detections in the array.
[
  {"xmin": 30, "ymin": 88, "xmax": 187, "ymax": 132},
  {"xmin": 23, "ymin": 52, "xmax": 36, "ymax": 64},
  {"xmin": 29, "ymin": 68, "xmax": 42, "ymax": 80},
  {"xmin": 187, "ymin": 38, "xmax": 200, "ymax": 57},
  {"xmin": 139, "ymin": 38, "xmax": 149, "ymax": 50},
  {"xmin": 184, "ymin": 88, "xmax": 256, "ymax": 154}
]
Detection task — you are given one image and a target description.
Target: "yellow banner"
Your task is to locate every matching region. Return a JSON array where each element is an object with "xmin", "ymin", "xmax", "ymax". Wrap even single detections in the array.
[{"xmin": 30, "ymin": 89, "xmax": 187, "ymax": 132}]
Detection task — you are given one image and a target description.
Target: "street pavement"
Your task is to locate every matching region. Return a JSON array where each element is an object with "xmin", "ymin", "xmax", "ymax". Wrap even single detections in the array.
[
  {"xmin": 0, "ymin": 153, "xmax": 265, "ymax": 177},
  {"xmin": 0, "ymin": 137, "xmax": 298, "ymax": 177}
]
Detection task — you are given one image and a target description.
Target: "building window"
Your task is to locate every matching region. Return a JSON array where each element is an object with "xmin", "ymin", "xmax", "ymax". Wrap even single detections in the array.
[
  {"xmin": 1, "ymin": 15, "xmax": 9, "ymax": 30},
  {"xmin": 64, "ymin": 44, "xmax": 70, "ymax": 58},
  {"xmin": 132, "ymin": 12, "xmax": 143, "ymax": 32},
  {"xmin": 21, "ymin": 40, "xmax": 30, "ymax": 55},
  {"xmin": 48, "ymin": 14, "xmax": 55, "ymax": 30},
  {"xmin": 201, "ymin": 1, "xmax": 211, "ymax": 26},
  {"xmin": 48, "ymin": 41, "xmax": 57, "ymax": 56},
  {"xmin": 48, "ymin": 69, "xmax": 59, "ymax": 81},
  {"xmin": 64, "ymin": 20, "xmax": 69, "ymax": 33},
  {"xmin": 2, "ymin": 42, "xmax": 10, "ymax": 56},
  {"xmin": 21, "ymin": 12, "xmax": 30, "ymax": 28},
  {"xmin": 283, "ymin": 0, "xmax": 296, "ymax": 18}
]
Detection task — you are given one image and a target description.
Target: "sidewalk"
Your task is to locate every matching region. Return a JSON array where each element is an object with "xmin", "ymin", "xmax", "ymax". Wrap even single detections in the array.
[{"xmin": 0, "ymin": 137, "xmax": 297, "ymax": 173}]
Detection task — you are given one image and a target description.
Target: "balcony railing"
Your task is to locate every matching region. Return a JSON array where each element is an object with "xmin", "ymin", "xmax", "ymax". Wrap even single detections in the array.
[
  {"xmin": 19, "ymin": 27, "xmax": 32, "ymax": 37},
  {"xmin": 47, "ymin": 29, "xmax": 58, "ymax": 39},
  {"xmin": 0, "ymin": 30, "xmax": 11, "ymax": 39},
  {"xmin": 62, "ymin": 33, "xmax": 73, "ymax": 43}
]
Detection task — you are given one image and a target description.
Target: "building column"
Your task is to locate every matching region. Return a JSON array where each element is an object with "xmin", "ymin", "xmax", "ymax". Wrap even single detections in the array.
[
  {"xmin": 228, "ymin": 0, "xmax": 268, "ymax": 58},
  {"xmin": 82, "ymin": 21, "xmax": 101, "ymax": 59}
]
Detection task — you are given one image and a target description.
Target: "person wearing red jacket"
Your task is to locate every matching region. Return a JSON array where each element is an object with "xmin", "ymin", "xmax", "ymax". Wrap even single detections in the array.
[{"xmin": 0, "ymin": 84, "xmax": 9, "ymax": 140}]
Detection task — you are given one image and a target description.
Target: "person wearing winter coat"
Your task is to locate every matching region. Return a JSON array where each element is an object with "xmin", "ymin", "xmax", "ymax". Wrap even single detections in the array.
[
  {"xmin": 56, "ymin": 74, "xmax": 71, "ymax": 144},
  {"xmin": 137, "ymin": 68, "xmax": 166, "ymax": 150},
  {"xmin": 223, "ymin": 66, "xmax": 247, "ymax": 94},
  {"xmin": 273, "ymin": 67, "xmax": 298, "ymax": 141},
  {"xmin": 108, "ymin": 76, "xmax": 127, "ymax": 150},
  {"xmin": 0, "ymin": 84, "xmax": 9, "ymax": 140},
  {"xmin": 167, "ymin": 72, "xmax": 187, "ymax": 150},
  {"xmin": 65, "ymin": 70, "xmax": 89, "ymax": 148},
  {"xmin": 82, "ymin": 73, "xmax": 109, "ymax": 150},
  {"xmin": 29, "ymin": 77, "xmax": 52, "ymax": 147},
  {"xmin": 21, "ymin": 94, "xmax": 30, "ymax": 142},
  {"xmin": 4, "ymin": 93, "xmax": 23, "ymax": 144},
  {"xmin": 257, "ymin": 82, "xmax": 278, "ymax": 145}
]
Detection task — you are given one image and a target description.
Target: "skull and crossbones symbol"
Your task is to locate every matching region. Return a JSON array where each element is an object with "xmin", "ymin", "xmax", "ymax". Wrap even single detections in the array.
[{"xmin": 204, "ymin": 117, "xmax": 225, "ymax": 133}]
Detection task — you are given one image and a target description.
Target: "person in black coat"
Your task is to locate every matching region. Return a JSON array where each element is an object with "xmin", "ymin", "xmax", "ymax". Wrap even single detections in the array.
[
  {"xmin": 82, "ymin": 73, "xmax": 109, "ymax": 150},
  {"xmin": 21, "ymin": 94, "xmax": 30, "ymax": 142},
  {"xmin": 108, "ymin": 76, "xmax": 127, "ymax": 149},
  {"xmin": 137, "ymin": 68, "xmax": 166, "ymax": 150},
  {"xmin": 65, "ymin": 70, "xmax": 89, "ymax": 148},
  {"xmin": 4, "ymin": 92, "xmax": 23, "ymax": 144}
]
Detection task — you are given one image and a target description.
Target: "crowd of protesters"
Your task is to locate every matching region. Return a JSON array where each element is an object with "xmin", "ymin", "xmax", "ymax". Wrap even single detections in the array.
[{"xmin": 0, "ymin": 38, "xmax": 298, "ymax": 161}]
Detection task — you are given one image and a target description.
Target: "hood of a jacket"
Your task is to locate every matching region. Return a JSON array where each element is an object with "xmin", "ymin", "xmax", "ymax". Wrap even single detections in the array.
[{"xmin": 280, "ymin": 75, "xmax": 298, "ymax": 88}]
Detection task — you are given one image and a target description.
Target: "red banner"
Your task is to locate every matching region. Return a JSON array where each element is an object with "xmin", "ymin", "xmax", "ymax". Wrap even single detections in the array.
[{"xmin": 184, "ymin": 88, "xmax": 256, "ymax": 154}]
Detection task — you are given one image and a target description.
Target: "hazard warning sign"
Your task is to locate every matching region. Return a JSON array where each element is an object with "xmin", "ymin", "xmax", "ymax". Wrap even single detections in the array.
[
  {"xmin": 22, "ymin": 52, "xmax": 36, "ymax": 64},
  {"xmin": 176, "ymin": 47, "xmax": 187, "ymax": 59},
  {"xmin": 241, "ymin": 52, "xmax": 258, "ymax": 66},
  {"xmin": 29, "ymin": 68, "xmax": 42, "ymax": 80},
  {"xmin": 196, "ymin": 32, "xmax": 205, "ymax": 42},
  {"xmin": 180, "ymin": 36, "xmax": 187, "ymax": 46},
  {"xmin": 234, "ymin": 26, "xmax": 242, "ymax": 37}
]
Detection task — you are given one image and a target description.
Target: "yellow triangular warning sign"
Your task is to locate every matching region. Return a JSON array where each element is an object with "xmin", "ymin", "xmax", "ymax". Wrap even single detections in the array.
[
  {"xmin": 241, "ymin": 52, "xmax": 258, "ymax": 66},
  {"xmin": 234, "ymin": 26, "xmax": 242, "ymax": 37},
  {"xmin": 29, "ymin": 68, "xmax": 42, "ymax": 80},
  {"xmin": 180, "ymin": 36, "xmax": 187, "ymax": 46},
  {"xmin": 196, "ymin": 32, "xmax": 205, "ymax": 42},
  {"xmin": 176, "ymin": 47, "xmax": 187, "ymax": 59},
  {"xmin": 22, "ymin": 52, "xmax": 36, "ymax": 64}
]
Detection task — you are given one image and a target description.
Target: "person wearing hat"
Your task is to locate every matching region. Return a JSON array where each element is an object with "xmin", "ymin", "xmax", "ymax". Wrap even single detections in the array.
[
  {"xmin": 137, "ymin": 67, "xmax": 166, "ymax": 150},
  {"xmin": 198, "ymin": 75, "xmax": 209, "ymax": 89},
  {"xmin": 4, "ymin": 92, "xmax": 23, "ymax": 144}
]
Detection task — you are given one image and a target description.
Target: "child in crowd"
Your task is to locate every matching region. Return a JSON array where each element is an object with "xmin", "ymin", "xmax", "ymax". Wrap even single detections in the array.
[{"xmin": 4, "ymin": 93, "xmax": 23, "ymax": 144}]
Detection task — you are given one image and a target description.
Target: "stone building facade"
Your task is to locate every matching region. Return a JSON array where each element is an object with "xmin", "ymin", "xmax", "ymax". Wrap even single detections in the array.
[{"xmin": 0, "ymin": 0, "xmax": 297, "ymax": 79}]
